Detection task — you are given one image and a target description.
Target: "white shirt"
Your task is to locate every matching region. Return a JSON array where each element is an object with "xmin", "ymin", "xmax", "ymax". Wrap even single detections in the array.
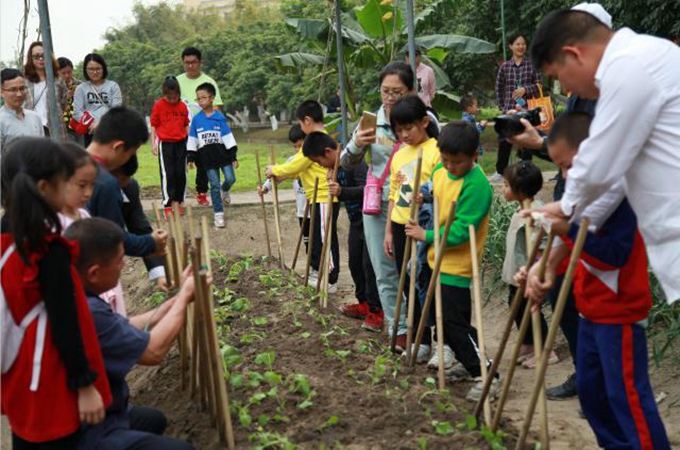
[
  {"xmin": 561, "ymin": 28, "xmax": 680, "ymax": 303},
  {"xmin": 32, "ymin": 81, "xmax": 48, "ymax": 126}
]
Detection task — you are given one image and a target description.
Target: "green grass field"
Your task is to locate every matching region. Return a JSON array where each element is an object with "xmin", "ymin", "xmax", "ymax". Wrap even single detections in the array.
[{"xmin": 134, "ymin": 127, "xmax": 556, "ymax": 192}]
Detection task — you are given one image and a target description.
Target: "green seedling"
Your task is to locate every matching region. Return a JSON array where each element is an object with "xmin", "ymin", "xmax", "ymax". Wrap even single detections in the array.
[
  {"xmin": 210, "ymin": 249, "xmax": 229, "ymax": 270},
  {"xmin": 254, "ymin": 350, "xmax": 276, "ymax": 370},
  {"xmin": 240, "ymin": 331, "xmax": 266, "ymax": 344},
  {"xmin": 229, "ymin": 297, "xmax": 250, "ymax": 312},
  {"xmin": 335, "ymin": 349, "xmax": 351, "ymax": 363},
  {"xmin": 300, "ymin": 331, "xmax": 312, "ymax": 339},
  {"xmin": 431, "ymin": 420, "xmax": 455, "ymax": 436},
  {"xmin": 419, "ymin": 377, "xmax": 440, "ymax": 403},
  {"xmin": 317, "ymin": 415, "xmax": 339, "ymax": 432},
  {"xmin": 258, "ymin": 414, "xmax": 270, "ymax": 426},
  {"xmin": 264, "ymin": 371, "xmax": 283, "ymax": 385},
  {"xmin": 230, "ymin": 373, "xmax": 245, "ymax": 389},
  {"xmin": 221, "ymin": 345, "xmax": 243, "ymax": 372},
  {"xmin": 233, "ymin": 401, "xmax": 252, "ymax": 427},
  {"xmin": 418, "ymin": 437, "xmax": 428, "ymax": 450},
  {"xmin": 144, "ymin": 291, "xmax": 166, "ymax": 307},
  {"xmin": 252, "ymin": 316, "xmax": 268, "ymax": 326},
  {"xmin": 370, "ymin": 356, "xmax": 389, "ymax": 386},
  {"xmin": 457, "ymin": 414, "xmax": 478, "ymax": 431},
  {"xmin": 247, "ymin": 371, "xmax": 265, "ymax": 388},
  {"xmin": 249, "ymin": 392, "xmax": 267, "ymax": 405},
  {"xmin": 480, "ymin": 426, "xmax": 507, "ymax": 450},
  {"xmin": 248, "ymin": 431, "xmax": 296, "ymax": 450}
]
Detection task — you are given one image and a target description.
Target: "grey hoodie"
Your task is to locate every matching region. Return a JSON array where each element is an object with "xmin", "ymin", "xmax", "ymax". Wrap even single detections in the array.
[{"xmin": 73, "ymin": 80, "xmax": 122, "ymax": 122}]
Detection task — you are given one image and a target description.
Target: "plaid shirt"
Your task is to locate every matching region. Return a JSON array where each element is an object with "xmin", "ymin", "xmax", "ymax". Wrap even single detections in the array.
[{"xmin": 495, "ymin": 58, "xmax": 541, "ymax": 112}]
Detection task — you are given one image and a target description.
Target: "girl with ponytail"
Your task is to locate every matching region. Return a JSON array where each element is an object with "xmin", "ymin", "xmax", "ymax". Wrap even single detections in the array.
[{"xmin": 1, "ymin": 137, "xmax": 112, "ymax": 449}]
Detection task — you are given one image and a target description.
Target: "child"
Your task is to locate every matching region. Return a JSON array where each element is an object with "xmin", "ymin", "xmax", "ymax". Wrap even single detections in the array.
[
  {"xmin": 187, "ymin": 82, "xmax": 238, "ymax": 228},
  {"xmin": 385, "ymin": 95, "xmax": 441, "ymax": 361},
  {"xmin": 260, "ymin": 124, "xmax": 309, "ymax": 251},
  {"xmin": 523, "ymin": 112, "xmax": 670, "ymax": 449},
  {"xmin": 500, "ymin": 161, "xmax": 557, "ymax": 369},
  {"xmin": 460, "ymin": 94, "xmax": 488, "ymax": 156},
  {"xmin": 269, "ymin": 100, "xmax": 340, "ymax": 292},
  {"xmin": 1, "ymin": 138, "xmax": 111, "ymax": 448},
  {"xmin": 59, "ymin": 143, "xmax": 97, "ymax": 229},
  {"xmin": 150, "ymin": 76, "xmax": 190, "ymax": 215},
  {"xmin": 405, "ymin": 121, "xmax": 497, "ymax": 401}
]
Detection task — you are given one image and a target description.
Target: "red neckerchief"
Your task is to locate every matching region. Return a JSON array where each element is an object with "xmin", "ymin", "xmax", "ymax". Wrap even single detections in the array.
[{"xmin": 90, "ymin": 153, "xmax": 107, "ymax": 166}]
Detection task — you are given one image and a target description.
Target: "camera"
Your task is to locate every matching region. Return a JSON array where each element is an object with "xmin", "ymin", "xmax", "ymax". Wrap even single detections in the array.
[{"xmin": 494, "ymin": 108, "xmax": 542, "ymax": 139}]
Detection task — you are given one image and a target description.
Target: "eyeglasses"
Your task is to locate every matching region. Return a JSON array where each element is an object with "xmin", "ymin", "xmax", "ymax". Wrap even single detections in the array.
[
  {"xmin": 31, "ymin": 53, "xmax": 45, "ymax": 60},
  {"xmin": 380, "ymin": 88, "xmax": 407, "ymax": 99},
  {"xmin": 183, "ymin": 60, "xmax": 200, "ymax": 66},
  {"xmin": 86, "ymin": 67, "xmax": 103, "ymax": 73},
  {"xmin": 2, "ymin": 86, "xmax": 28, "ymax": 94}
]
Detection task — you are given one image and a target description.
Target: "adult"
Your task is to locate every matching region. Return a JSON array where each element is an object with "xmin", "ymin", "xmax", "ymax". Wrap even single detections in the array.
[
  {"xmin": 0, "ymin": 68, "xmax": 44, "ymax": 150},
  {"xmin": 58, "ymin": 56, "xmax": 83, "ymax": 144},
  {"xmin": 490, "ymin": 33, "xmax": 541, "ymax": 183},
  {"xmin": 176, "ymin": 46, "xmax": 224, "ymax": 207},
  {"xmin": 327, "ymin": 86, "xmax": 341, "ymax": 113},
  {"xmin": 64, "ymin": 218, "xmax": 194, "ymax": 450},
  {"xmin": 73, "ymin": 53, "xmax": 123, "ymax": 147},
  {"xmin": 529, "ymin": 8, "xmax": 680, "ymax": 304},
  {"xmin": 341, "ymin": 62, "xmax": 436, "ymax": 350},
  {"xmin": 22, "ymin": 41, "xmax": 68, "ymax": 136},
  {"xmin": 405, "ymin": 47, "xmax": 436, "ymax": 107}
]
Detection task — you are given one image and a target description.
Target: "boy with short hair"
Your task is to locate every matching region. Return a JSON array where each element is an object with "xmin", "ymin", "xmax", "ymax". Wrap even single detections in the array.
[
  {"xmin": 524, "ymin": 112, "xmax": 670, "ymax": 449},
  {"xmin": 405, "ymin": 121, "xmax": 496, "ymax": 401},
  {"xmin": 460, "ymin": 94, "xmax": 488, "ymax": 156},
  {"xmin": 187, "ymin": 82, "xmax": 238, "ymax": 228},
  {"xmin": 65, "ymin": 217, "xmax": 195, "ymax": 450},
  {"xmin": 266, "ymin": 101, "xmax": 339, "ymax": 292}
]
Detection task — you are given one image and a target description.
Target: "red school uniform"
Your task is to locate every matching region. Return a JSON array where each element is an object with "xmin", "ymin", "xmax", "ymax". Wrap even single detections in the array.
[
  {"xmin": 1, "ymin": 233, "xmax": 112, "ymax": 443},
  {"xmin": 150, "ymin": 98, "xmax": 190, "ymax": 142}
]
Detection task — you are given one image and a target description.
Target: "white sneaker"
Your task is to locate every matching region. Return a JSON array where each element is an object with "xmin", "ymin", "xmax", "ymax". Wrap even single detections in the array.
[
  {"xmin": 428, "ymin": 344, "xmax": 455, "ymax": 370},
  {"xmin": 214, "ymin": 212, "xmax": 225, "ymax": 228},
  {"xmin": 446, "ymin": 362, "xmax": 473, "ymax": 381},
  {"xmin": 466, "ymin": 375, "xmax": 500, "ymax": 402},
  {"xmin": 487, "ymin": 173, "xmax": 504, "ymax": 184},
  {"xmin": 221, "ymin": 190, "xmax": 231, "ymax": 206},
  {"xmin": 307, "ymin": 270, "xmax": 319, "ymax": 287},
  {"xmin": 327, "ymin": 282, "xmax": 337, "ymax": 294},
  {"xmin": 402, "ymin": 344, "xmax": 431, "ymax": 364}
]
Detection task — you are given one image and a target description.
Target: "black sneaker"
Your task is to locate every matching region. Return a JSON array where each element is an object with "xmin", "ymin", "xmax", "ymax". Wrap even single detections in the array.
[{"xmin": 546, "ymin": 372, "xmax": 578, "ymax": 400}]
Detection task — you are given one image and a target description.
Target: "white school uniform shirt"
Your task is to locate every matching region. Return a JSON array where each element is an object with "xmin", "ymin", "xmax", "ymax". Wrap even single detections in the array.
[{"xmin": 560, "ymin": 28, "xmax": 680, "ymax": 303}]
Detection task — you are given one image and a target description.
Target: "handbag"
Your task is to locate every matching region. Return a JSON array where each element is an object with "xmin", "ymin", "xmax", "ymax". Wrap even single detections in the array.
[
  {"xmin": 528, "ymin": 84, "xmax": 555, "ymax": 132},
  {"xmin": 362, "ymin": 142, "xmax": 400, "ymax": 215},
  {"xmin": 69, "ymin": 110, "xmax": 95, "ymax": 135}
]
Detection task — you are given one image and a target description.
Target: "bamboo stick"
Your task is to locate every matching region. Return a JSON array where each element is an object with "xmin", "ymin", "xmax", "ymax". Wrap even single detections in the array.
[
  {"xmin": 390, "ymin": 240, "xmax": 412, "ymax": 353},
  {"xmin": 255, "ymin": 149, "xmax": 272, "ymax": 258},
  {"xmin": 303, "ymin": 178, "xmax": 319, "ymax": 285},
  {"xmin": 320, "ymin": 146, "xmax": 341, "ymax": 306},
  {"xmin": 270, "ymin": 147, "xmax": 286, "ymax": 269},
  {"xmin": 433, "ymin": 198, "xmax": 446, "ymax": 390},
  {"xmin": 291, "ymin": 200, "xmax": 310, "ymax": 270},
  {"xmin": 152, "ymin": 201, "xmax": 173, "ymax": 290}
]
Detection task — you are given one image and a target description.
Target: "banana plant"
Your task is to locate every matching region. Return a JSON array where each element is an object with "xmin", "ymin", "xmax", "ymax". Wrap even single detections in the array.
[{"xmin": 276, "ymin": 0, "xmax": 496, "ymax": 119}]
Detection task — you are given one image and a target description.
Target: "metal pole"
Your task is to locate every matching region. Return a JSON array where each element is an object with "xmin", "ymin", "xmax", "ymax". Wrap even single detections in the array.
[
  {"xmin": 500, "ymin": 0, "xmax": 508, "ymax": 61},
  {"xmin": 334, "ymin": 0, "xmax": 348, "ymax": 145},
  {"xmin": 406, "ymin": 0, "xmax": 417, "ymax": 91},
  {"xmin": 37, "ymin": 0, "xmax": 64, "ymax": 142}
]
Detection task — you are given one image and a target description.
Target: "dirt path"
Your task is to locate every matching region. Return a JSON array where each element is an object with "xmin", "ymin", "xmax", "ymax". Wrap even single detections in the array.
[{"xmin": 120, "ymin": 202, "xmax": 680, "ymax": 449}]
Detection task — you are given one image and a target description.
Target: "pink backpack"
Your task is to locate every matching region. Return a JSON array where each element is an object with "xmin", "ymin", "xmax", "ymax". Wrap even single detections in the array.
[{"xmin": 363, "ymin": 142, "xmax": 400, "ymax": 215}]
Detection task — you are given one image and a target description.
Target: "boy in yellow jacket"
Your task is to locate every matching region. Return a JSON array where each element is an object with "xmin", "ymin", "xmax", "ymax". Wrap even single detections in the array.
[{"xmin": 406, "ymin": 121, "xmax": 496, "ymax": 401}]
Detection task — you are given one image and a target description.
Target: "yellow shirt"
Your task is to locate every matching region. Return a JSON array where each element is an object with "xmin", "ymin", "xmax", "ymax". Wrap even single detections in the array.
[
  {"xmin": 270, "ymin": 148, "xmax": 337, "ymax": 203},
  {"xmin": 389, "ymin": 137, "xmax": 441, "ymax": 225}
]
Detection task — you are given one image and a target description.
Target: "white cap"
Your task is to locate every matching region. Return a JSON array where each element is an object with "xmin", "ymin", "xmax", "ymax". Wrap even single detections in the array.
[{"xmin": 571, "ymin": 2, "xmax": 613, "ymax": 29}]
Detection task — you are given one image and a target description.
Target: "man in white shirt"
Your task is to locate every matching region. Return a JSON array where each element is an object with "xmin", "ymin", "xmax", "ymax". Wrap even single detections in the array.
[
  {"xmin": 0, "ymin": 68, "xmax": 44, "ymax": 151},
  {"xmin": 529, "ymin": 8, "xmax": 680, "ymax": 304}
]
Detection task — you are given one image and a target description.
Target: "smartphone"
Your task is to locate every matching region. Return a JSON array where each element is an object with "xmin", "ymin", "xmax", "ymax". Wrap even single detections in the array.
[{"xmin": 360, "ymin": 111, "xmax": 377, "ymax": 133}]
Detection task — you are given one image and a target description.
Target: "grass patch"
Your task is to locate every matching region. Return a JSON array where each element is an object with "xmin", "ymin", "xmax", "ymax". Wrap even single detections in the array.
[{"xmin": 135, "ymin": 141, "xmax": 296, "ymax": 192}]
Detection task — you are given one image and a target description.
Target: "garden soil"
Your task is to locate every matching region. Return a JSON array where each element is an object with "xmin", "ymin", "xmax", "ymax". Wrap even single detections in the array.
[{"xmin": 119, "ymin": 197, "xmax": 680, "ymax": 449}]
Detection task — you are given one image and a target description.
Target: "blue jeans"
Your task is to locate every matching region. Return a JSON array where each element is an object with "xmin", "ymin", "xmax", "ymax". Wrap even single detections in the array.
[{"xmin": 206, "ymin": 164, "xmax": 236, "ymax": 213}]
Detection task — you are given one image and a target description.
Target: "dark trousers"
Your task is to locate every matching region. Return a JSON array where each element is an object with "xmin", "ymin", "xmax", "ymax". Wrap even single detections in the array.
[
  {"xmin": 12, "ymin": 432, "xmax": 80, "ymax": 450},
  {"xmin": 508, "ymin": 285, "xmax": 548, "ymax": 346},
  {"xmin": 194, "ymin": 157, "xmax": 208, "ymax": 194},
  {"xmin": 84, "ymin": 133, "xmax": 93, "ymax": 148},
  {"xmin": 440, "ymin": 284, "xmax": 482, "ymax": 377},
  {"xmin": 348, "ymin": 219, "xmax": 381, "ymax": 312},
  {"xmin": 495, "ymin": 139, "xmax": 533, "ymax": 175},
  {"xmin": 548, "ymin": 274, "xmax": 580, "ymax": 368},
  {"xmin": 577, "ymin": 320, "xmax": 670, "ymax": 450},
  {"xmin": 311, "ymin": 202, "xmax": 340, "ymax": 284},
  {"xmin": 159, "ymin": 141, "xmax": 187, "ymax": 207},
  {"xmin": 298, "ymin": 217, "xmax": 310, "ymax": 253},
  {"xmin": 392, "ymin": 222, "xmax": 430, "ymax": 344},
  {"xmin": 126, "ymin": 406, "xmax": 194, "ymax": 450}
]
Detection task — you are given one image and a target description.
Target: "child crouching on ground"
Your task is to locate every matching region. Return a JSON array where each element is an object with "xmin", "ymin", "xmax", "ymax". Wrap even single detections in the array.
[
  {"xmin": 523, "ymin": 112, "xmax": 669, "ymax": 449},
  {"xmin": 187, "ymin": 82, "xmax": 238, "ymax": 228},
  {"xmin": 501, "ymin": 161, "xmax": 557, "ymax": 369},
  {"xmin": 405, "ymin": 121, "xmax": 498, "ymax": 401}
]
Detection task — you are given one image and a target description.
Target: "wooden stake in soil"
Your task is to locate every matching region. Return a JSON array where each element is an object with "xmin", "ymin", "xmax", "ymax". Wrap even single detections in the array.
[
  {"xmin": 152, "ymin": 201, "xmax": 174, "ymax": 290},
  {"xmin": 473, "ymin": 228, "xmax": 545, "ymax": 421},
  {"xmin": 523, "ymin": 199, "xmax": 549, "ymax": 449},
  {"xmin": 514, "ymin": 218, "xmax": 590, "ymax": 450},
  {"xmin": 315, "ymin": 147, "xmax": 341, "ymax": 305},
  {"xmin": 291, "ymin": 200, "xmax": 310, "ymax": 270},
  {"xmin": 255, "ymin": 148, "xmax": 272, "ymax": 258},
  {"xmin": 432, "ymin": 198, "xmax": 446, "ymax": 390},
  {"xmin": 403, "ymin": 148, "xmax": 424, "ymax": 364},
  {"xmin": 470, "ymin": 224, "xmax": 491, "ymax": 426},
  {"xmin": 410, "ymin": 202, "xmax": 456, "ymax": 367},
  {"xmin": 303, "ymin": 178, "xmax": 320, "ymax": 285},
  {"xmin": 270, "ymin": 146, "xmax": 286, "ymax": 269},
  {"xmin": 390, "ymin": 241, "xmax": 412, "ymax": 353}
]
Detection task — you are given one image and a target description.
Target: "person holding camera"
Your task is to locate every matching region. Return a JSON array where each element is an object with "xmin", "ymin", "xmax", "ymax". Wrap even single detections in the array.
[{"xmin": 490, "ymin": 33, "xmax": 541, "ymax": 183}]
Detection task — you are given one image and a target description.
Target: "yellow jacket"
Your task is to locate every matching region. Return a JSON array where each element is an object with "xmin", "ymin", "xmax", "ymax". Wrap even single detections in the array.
[{"xmin": 270, "ymin": 148, "xmax": 337, "ymax": 203}]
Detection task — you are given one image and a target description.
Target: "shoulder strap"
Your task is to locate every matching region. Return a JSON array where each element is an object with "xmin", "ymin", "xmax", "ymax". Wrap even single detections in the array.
[
  {"xmin": 89, "ymin": 83, "xmax": 109, "ymax": 110},
  {"xmin": 377, "ymin": 141, "xmax": 401, "ymax": 185}
]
